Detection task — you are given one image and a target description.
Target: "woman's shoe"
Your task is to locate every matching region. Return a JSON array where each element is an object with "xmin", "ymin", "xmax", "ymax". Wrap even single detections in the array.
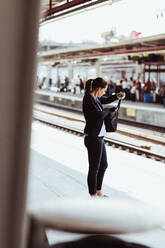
[
  {"xmin": 102, "ymin": 194, "xmax": 108, "ymax": 198},
  {"xmin": 98, "ymin": 194, "xmax": 108, "ymax": 198}
]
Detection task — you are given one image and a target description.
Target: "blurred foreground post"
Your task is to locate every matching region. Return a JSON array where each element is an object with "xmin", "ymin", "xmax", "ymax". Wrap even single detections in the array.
[{"xmin": 0, "ymin": 0, "xmax": 40, "ymax": 247}]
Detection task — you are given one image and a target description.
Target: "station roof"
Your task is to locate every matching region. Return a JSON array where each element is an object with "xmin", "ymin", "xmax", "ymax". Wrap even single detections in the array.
[
  {"xmin": 40, "ymin": 0, "xmax": 121, "ymax": 22},
  {"xmin": 38, "ymin": 33, "xmax": 165, "ymax": 62}
]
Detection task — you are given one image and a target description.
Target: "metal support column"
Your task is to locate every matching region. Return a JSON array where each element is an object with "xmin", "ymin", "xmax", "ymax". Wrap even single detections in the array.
[{"xmin": 0, "ymin": 1, "xmax": 40, "ymax": 248}]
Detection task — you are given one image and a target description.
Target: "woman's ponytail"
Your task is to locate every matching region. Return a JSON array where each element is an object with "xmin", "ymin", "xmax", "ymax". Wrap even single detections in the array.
[
  {"xmin": 85, "ymin": 79, "xmax": 93, "ymax": 92},
  {"xmin": 85, "ymin": 77, "xmax": 107, "ymax": 93}
]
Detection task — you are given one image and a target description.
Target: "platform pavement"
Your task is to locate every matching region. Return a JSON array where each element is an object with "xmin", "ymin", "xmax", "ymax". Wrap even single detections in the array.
[{"xmin": 27, "ymin": 149, "xmax": 165, "ymax": 248}]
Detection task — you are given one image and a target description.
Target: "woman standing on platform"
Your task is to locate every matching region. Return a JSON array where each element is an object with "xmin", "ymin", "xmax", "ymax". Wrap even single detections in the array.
[{"xmin": 83, "ymin": 77, "xmax": 125, "ymax": 197}]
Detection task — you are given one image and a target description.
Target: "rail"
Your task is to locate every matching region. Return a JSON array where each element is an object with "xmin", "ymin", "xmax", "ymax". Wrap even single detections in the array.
[
  {"xmin": 36, "ymin": 98, "xmax": 165, "ymax": 133},
  {"xmin": 33, "ymin": 111, "xmax": 165, "ymax": 163}
]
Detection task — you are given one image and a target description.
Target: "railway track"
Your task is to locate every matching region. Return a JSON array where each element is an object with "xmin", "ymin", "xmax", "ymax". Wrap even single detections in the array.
[
  {"xmin": 33, "ymin": 110, "xmax": 165, "ymax": 163},
  {"xmin": 34, "ymin": 106, "xmax": 165, "ymax": 146},
  {"xmin": 36, "ymin": 99, "xmax": 165, "ymax": 133}
]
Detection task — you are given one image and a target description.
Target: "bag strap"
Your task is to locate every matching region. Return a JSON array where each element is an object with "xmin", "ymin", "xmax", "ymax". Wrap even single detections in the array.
[{"xmin": 116, "ymin": 99, "xmax": 121, "ymax": 110}]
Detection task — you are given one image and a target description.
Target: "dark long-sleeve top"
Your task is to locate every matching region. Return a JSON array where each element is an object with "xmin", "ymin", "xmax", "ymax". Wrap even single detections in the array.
[{"xmin": 82, "ymin": 92, "xmax": 118, "ymax": 136}]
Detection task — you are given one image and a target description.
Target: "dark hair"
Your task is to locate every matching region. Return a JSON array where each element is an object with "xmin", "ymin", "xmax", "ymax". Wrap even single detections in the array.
[{"xmin": 85, "ymin": 77, "xmax": 107, "ymax": 93}]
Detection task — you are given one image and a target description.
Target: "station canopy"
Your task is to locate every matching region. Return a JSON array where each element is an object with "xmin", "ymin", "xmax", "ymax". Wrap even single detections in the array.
[
  {"xmin": 39, "ymin": 0, "xmax": 165, "ymax": 63},
  {"xmin": 40, "ymin": 0, "xmax": 121, "ymax": 22},
  {"xmin": 39, "ymin": 33, "xmax": 165, "ymax": 63}
]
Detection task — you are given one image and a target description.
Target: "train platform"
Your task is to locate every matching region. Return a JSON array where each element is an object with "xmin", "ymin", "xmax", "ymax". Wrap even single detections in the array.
[
  {"xmin": 27, "ymin": 121, "xmax": 165, "ymax": 248},
  {"xmin": 35, "ymin": 89, "xmax": 164, "ymax": 109},
  {"xmin": 35, "ymin": 89, "xmax": 165, "ymax": 128}
]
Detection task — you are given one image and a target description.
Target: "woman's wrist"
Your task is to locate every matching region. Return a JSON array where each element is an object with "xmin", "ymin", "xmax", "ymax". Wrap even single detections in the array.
[{"xmin": 117, "ymin": 92, "xmax": 126, "ymax": 100}]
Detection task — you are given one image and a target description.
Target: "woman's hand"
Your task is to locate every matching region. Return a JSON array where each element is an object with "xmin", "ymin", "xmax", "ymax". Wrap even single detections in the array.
[{"xmin": 117, "ymin": 92, "xmax": 126, "ymax": 100}]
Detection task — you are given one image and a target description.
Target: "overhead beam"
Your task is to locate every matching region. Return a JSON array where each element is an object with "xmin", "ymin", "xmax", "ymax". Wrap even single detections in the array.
[
  {"xmin": 46, "ymin": 0, "xmax": 92, "ymax": 16},
  {"xmin": 39, "ymin": 45, "xmax": 165, "ymax": 62},
  {"xmin": 41, "ymin": 0, "xmax": 115, "ymax": 22}
]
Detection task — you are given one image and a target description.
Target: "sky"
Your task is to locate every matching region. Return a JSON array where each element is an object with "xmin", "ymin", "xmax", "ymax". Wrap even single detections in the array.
[{"xmin": 39, "ymin": 0, "xmax": 165, "ymax": 43}]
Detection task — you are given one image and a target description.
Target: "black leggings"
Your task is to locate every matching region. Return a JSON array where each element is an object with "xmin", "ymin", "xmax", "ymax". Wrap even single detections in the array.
[{"xmin": 84, "ymin": 136, "xmax": 108, "ymax": 195}]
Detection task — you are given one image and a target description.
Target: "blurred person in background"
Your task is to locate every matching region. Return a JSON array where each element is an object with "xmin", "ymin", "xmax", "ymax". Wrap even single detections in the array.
[
  {"xmin": 127, "ymin": 77, "xmax": 134, "ymax": 100},
  {"xmin": 105, "ymin": 79, "xmax": 115, "ymax": 96},
  {"xmin": 135, "ymin": 76, "xmax": 141, "ymax": 101},
  {"xmin": 143, "ymin": 77, "xmax": 152, "ymax": 103},
  {"xmin": 130, "ymin": 80, "xmax": 136, "ymax": 101},
  {"xmin": 159, "ymin": 83, "xmax": 165, "ymax": 105},
  {"xmin": 144, "ymin": 78, "xmax": 152, "ymax": 94},
  {"xmin": 60, "ymin": 76, "xmax": 69, "ymax": 92},
  {"xmin": 115, "ymin": 79, "xmax": 123, "ymax": 93},
  {"xmin": 121, "ymin": 77, "xmax": 129, "ymax": 99},
  {"xmin": 78, "ymin": 75, "xmax": 84, "ymax": 94}
]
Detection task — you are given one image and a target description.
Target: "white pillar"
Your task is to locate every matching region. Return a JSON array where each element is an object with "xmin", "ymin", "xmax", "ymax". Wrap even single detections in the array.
[
  {"xmin": 0, "ymin": 1, "xmax": 40, "ymax": 248},
  {"xmin": 136, "ymin": 63, "xmax": 143, "ymax": 78},
  {"xmin": 95, "ymin": 59, "xmax": 100, "ymax": 77},
  {"xmin": 68, "ymin": 62, "xmax": 73, "ymax": 80}
]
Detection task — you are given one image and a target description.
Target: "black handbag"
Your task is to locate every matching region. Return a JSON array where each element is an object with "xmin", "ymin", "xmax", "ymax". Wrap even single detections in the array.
[{"xmin": 104, "ymin": 100, "xmax": 121, "ymax": 132}]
